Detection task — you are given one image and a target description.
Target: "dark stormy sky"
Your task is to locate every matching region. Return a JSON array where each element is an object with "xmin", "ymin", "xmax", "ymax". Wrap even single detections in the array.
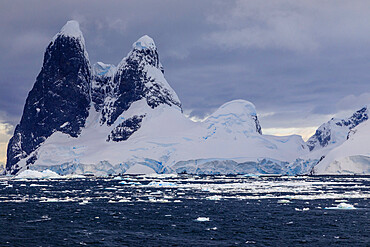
[{"xmin": 1, "ymin": 0, "xmax": 370, "ymax": 163}]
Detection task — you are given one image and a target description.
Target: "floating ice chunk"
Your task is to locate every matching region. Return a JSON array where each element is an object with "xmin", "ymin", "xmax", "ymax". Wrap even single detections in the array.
[
  {"xmin": 296, "ymin": 207, "xmax": 310, "ymax": 211},
  {"xmin": 206, "ymin": 195, "xmax": 221, "ymax": 200},
  {"xmin": 147, "ymin": 181, "xmax": 177, "ymax": 187},
  {"xmin": 113, "ymin": 176, "xmax": 123, "ymax": 180},
  {"xmin": 325, "ymin": 202, "xmax": 356, "ymax": 210},
  {"xmin": 105, "ymin": 187, "xmax": 117, "ymax": 190},
  {"xmin": 129, "ymin": 182, "xmax": 142, "ymax": 185},
  {"xmin": 157, "ymin": 199, "xmax": 170, "ymax": 203},
  {"xmin": 26, "ymin": 215, "xmax": 51, "ymax": 223},
  {"xmin": 245, "ymin": 241, "xmax": 256, "ymax": 244},
  {"xmin": 277, "ymin": 199, "xmax": 291, "ymax": 204},
  {"xmin": 148, "ymin": 198, "xmax": 170, "ymax": 203},
  {"xmin": 41, "ymin": 198, "xmax": 62, "ymax": 203},
  {"xmin": 30, "ymin": 184, "xmax": 48, "ymax": 187},
  {"xmin": 119, "ymin": 181, "xmax": 141, "ymax": 185},
  {"xmin": 206, "ymin": 227, "xmax": 218, "ymax": 231},
  {"xmin": 196, "ymin": 217, "xmax": 210, "ymax": 222},
  {"xmin": 79, "ymin": 200, "xmax": 89, "ymax": 205},
  {"xmin": 118, "ymin": 199, "xmax": 130, "ymax": 203},
  {"xmin": 16, "ymin": 169, "xmax": 61, "ymax": 179},
  {"xmin": 243, "ymin": 174, "xmax": 260, "ymax": 177}
]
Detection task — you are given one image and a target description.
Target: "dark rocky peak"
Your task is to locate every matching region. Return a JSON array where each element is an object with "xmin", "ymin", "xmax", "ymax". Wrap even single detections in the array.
[
  {"xmin": 6, "ymin": 20, "xmax": 91, "ymax": 174},
  {"xmin": 100, "ymin": 35, "xmax": 181, "ymax": 126},
  {"xmin": 129, "ymin": 35, "xmax": 162, "ymax": 71}
]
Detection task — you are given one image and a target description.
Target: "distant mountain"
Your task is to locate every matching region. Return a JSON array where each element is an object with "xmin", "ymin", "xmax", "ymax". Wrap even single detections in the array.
[
  {"xmin": 306, "ymin": 106, "xmax": 368, "ymax": 151},
  {"xmin": 5, "ymin": 20, "xmax": 369, "ymax": 176},
  {"xmin": 312, "ymin": 120, "xmax": 370, "ymax": 174}
]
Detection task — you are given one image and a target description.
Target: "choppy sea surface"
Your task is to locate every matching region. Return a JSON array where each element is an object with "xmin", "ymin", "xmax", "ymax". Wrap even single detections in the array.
[{"xmin": 0, "ymin": 175, "xmax": 369, "ymax": 246}]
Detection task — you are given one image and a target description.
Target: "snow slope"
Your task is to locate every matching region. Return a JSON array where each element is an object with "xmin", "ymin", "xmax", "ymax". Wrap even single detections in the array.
[
  {"xmin": 306, "ymin": 106, "xmax": 368, "ymax": 151},
  {"xmin": 17, "ymin": 98, "xmax": 308, "ymax": 175},
  {"xmin": 313, "ymin": 121, "xmax": 370, "ymax": 174}
]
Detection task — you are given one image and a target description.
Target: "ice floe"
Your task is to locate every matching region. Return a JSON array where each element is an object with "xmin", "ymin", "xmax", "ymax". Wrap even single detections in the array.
[
  {"xmin": 278, "ymin": 199, "xmax": 291, "ymax": 204},
  {"xmin": 196, "ymin": 217, "xmax": 210, "ymax": 222},
  {"xmin": 325, "ymin": 202, "xmax": 357, "ymax": 210},
  {"xmin": 147, "ymin": 181, "xmax": 177, "ymax": 187}
]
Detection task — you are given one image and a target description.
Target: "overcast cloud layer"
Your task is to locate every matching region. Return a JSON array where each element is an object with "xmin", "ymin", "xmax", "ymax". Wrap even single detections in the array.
[{"xmin": 1, "ymin": 0, "xmax": 370, "ymax": 163}]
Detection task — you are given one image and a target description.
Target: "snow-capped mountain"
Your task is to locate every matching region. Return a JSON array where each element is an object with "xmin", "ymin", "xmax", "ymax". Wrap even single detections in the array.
[
  {"xmin": 306, "ymin": 106, "xmax": 368, "ymax": 151},
  {"xmin": 99, "ymin": 35, "xmax": 181, "ymax": 126},
  {"xmin": 6, "ymin": 20, "xmax": 91, "ymax": 174},
  {"xmin": 5, "ymin": 20, "xmax": 369, "ymax": 176},
  {"xmin": 312, "ymin": 120, "xmax": 370, "ymax": 174},
  {"xmin": 297, "ymin": 105, "xmax": 369, "ymax": 175}
]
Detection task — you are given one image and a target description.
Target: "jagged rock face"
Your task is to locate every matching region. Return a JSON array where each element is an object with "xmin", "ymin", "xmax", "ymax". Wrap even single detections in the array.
[
  {"xmin": 336, "ymin": 106, "xmax": 368, "ymax": 129},
  {"xmin": 107, "ymin": 115, "xmax": 145, "ymax": 142},
  {"xmin": 6, "ymin": 28, "xmax": 91, "ymax": 174},
  {"xmin": 100, "ymin": 36, "xmax": 181, "ymax": 126},
  {"xmin": 252, "ymin": 115, "xmax": 262, "ymax": 135},
  {"xmin": 91, "ymin": 62, "xmax": 116, "ymax": 112},
  {"xmin": 307, "ymin": 106, "xmax": 368, "ymax": 151}
]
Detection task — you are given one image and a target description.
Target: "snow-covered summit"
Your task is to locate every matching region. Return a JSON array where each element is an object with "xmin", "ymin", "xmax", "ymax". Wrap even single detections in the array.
[
  {"xmin": 132, "ymin": 35, "xmax": 156, "ymax": 50},
  {"xmin": 205, "ymin": 100, "xmax": 262, "ymax": 136},
  {"xmin": 52, "ymin": 20, "xmax": 85, "ymax": 45},
  {"xmin": 209, "ymin": 100, "xmax": 257, "ymax": 118}
]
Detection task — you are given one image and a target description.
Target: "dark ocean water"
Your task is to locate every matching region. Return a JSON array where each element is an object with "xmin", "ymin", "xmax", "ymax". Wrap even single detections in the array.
[{"xmin": 0, "ymin": 175, "xmax": 368, "ymax": 246}]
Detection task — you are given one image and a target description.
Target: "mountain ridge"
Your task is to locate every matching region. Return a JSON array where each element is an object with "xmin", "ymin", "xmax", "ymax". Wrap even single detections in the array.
[{"xmin": 5, "ymin": 20, "xmax": 370, "ymax": 176}]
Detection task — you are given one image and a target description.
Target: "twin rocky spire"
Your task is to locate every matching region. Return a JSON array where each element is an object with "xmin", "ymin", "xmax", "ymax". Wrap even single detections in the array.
[{"xmin": 6, "ymin": 20, "xmax": 181, "ymax": 174}]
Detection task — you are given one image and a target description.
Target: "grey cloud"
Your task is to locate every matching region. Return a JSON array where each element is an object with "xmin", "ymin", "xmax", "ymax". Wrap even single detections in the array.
[{"xmin": 0, "ymin": 0, "xmax": 369, "ymax": 133}]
